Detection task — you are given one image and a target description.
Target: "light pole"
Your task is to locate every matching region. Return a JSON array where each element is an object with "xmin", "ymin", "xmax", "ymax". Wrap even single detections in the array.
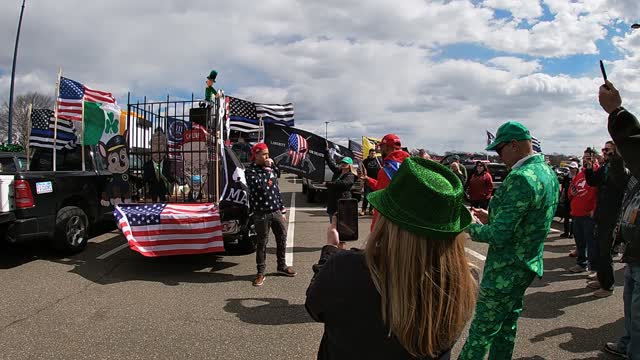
[
  {"xmin": 7, "ymin": 0, "xmax": 27, "ymax": 144},
  {"xmin": 324, "ymin": 121, "xmax": 329, "ymax": 140}
]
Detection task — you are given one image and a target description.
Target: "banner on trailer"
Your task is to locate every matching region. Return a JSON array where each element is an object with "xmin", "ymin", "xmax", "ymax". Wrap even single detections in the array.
[{"xmin": 264, "ymin": 124, "xmax": 353, "ymax": 182}]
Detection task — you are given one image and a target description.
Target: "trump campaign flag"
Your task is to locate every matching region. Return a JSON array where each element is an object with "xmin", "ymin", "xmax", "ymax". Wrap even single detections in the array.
[{"xmin": 114, "ymin": 203, "xmax": 224, "ymax": 257}]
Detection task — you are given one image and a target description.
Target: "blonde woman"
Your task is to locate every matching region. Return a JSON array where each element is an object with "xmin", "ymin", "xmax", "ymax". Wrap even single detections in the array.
[{"xmin": 306, "ymin": 157, "xmax": 477, "ymax": 359}]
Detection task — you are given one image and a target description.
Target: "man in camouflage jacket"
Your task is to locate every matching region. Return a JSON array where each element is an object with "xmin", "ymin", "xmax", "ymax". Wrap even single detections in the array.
[{"xmin": 460, "ymin": 121, "xmax": 560, "ymax": 360}]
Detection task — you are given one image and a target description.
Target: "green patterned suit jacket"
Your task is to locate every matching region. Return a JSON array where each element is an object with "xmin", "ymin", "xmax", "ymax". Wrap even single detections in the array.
[{"xmin": 469, "ymin": 154, "xmax": 560, "ymax": 279}]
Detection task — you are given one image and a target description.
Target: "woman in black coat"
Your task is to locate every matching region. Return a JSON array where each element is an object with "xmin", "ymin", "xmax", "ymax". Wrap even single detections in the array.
[{"xmin": 324, "ymin": 150, "xmax": 356, "ymax": 221}]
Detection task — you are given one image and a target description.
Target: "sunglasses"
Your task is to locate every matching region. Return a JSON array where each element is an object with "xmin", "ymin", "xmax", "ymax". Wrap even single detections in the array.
[{"xmin": 496, "ymin": 142, "xmax": 508, "ymax": 156}]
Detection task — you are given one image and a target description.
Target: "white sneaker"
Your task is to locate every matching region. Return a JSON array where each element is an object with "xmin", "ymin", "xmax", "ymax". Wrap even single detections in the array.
[{"xmin": 587, "ymin": 271, "xmax": 598, "ymax": 280}]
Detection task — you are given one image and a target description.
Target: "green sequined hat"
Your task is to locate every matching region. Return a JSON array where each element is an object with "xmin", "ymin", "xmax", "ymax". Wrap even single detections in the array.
[{"xmin": 367, "ymin": 157, "xmax": 472, "ymax": 237}]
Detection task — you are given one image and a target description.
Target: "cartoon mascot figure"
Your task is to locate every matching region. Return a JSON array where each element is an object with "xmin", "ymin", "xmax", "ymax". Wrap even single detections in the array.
[
  {"xmin": 182, "ymin": 127, "xmax": 209, "ymax": 201},
  {"xmin": 99, "ymin": 132, "xmax": 131, "ymax": 206}
]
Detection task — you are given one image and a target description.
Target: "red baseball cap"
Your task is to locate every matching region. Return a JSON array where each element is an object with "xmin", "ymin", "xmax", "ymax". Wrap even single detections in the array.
[
  {"xmin": 251, "ymin": 143, "xmax": 269, "ymax": 161},
  {"xmin": 381, "ymin": 134, "xmax": 401, "ymax": 149}
]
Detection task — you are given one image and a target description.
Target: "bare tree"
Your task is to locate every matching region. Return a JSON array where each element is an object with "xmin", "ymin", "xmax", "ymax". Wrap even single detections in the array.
[{"xmin": 0, "ymin": 92, "xmax": 54, "ymax": 145}]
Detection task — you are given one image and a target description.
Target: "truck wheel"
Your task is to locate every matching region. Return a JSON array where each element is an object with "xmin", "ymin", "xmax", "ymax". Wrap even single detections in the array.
[
  {"xmin": 54, "ymin": 206, "xmax": 89, "ymax": 254},
  {"xmin": 302, "ymin": 183, "xmax": 308, "ymax": 194},
  {"xmin": 307, "ymin": 189, "xmax": 315, "ymax": 203}
]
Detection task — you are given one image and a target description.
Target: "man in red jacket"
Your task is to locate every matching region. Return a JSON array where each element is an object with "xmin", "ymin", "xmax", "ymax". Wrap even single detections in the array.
[
  {"xmin": 359, "ymin": 134, "xmax": 411, "ymax": 229},
  {"xmin": 568, "ymin": 148, "xmax": 599, "ymax": 275}
]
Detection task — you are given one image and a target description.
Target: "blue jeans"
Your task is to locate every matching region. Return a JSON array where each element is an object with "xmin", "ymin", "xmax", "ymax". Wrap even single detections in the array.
[
  {"xmin": 573, "ymin": 216, "xmax": 597, "ymax": 270},
  {"xmin": 618, "ymin": 264, "xmax": 640, "ymax": 360}
]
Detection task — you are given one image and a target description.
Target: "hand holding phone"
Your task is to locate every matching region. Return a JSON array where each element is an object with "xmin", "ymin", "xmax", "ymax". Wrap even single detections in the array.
[
  {"xmin": 600, "ymin": 60, "xmax": 609, "ymax": 89},
  {"xmin": 337, "ymin": 199, "xmax": 359, "ymax": 241}
]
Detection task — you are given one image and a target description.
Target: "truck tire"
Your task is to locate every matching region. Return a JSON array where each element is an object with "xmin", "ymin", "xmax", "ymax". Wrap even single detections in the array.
[
  {"xmin": 307, "ymin": 188, "xmax": 316, "ymax": 203},
  {"xmin": 54, "ymin": 206, "xmax": 89, "ymax": 254}
]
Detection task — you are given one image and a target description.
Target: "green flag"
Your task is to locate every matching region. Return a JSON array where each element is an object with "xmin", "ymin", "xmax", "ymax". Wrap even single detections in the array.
[{"xmin": 83, "ymin": 101, "xmax": 106, "ymax": 145}]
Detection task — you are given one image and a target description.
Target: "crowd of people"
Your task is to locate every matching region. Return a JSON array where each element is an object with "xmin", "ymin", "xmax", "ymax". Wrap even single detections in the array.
[{"xmin": 242, "ymin": 80, "xmax": 640, "ymax": 359}]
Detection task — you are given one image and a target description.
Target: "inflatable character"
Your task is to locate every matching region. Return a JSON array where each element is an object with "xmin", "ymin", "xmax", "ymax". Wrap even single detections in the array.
[
  {"xmin": 182, "ymin": 127, "xmax": 209, "ymax": 201},
  {"xmin": 99, "ymin": 132, "xmax": 131, "ymax": 206}
]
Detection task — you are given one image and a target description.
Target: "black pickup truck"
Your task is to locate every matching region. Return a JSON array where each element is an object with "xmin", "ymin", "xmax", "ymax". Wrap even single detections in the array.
[{"xmin": 2, "ymin": 147, "xmax": 114, "ymax": 253}]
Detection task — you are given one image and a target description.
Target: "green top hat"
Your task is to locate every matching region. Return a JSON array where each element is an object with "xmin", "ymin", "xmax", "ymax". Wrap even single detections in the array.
[
  {"xmin": 367, "ymin": 157, "xmax": 471, "ymax": 238},
  {"xmin": 207, "ymin": 70, "xmax": 218, "ymax": 82},
  {"xmin": 486, "ymin": 121, "xmax": 532, "ymax": 151},
  {"xmin": 340, "ymin": 157, "xmax": 353, "ymax": 165}
]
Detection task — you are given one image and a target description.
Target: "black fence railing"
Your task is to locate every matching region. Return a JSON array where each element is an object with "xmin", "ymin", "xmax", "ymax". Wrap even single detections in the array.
[{"xmin": 126, "ymin": 94, "xmax": 223, "ymax": 204}]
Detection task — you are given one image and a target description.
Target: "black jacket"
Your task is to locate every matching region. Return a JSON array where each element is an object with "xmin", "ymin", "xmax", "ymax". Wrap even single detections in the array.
[
  {"xmin": 585, "ymin": 158, "xmax": 626, "ymax": 225},
  {"xmin": 363, "ymin": 157, "xmax": 381, "ymax": 181},
  {"xmin": 324, "ymin": 152, "xmax": 355, "ymax": 215},
  {"xmin": 142, "ymin": 158, "xmax": 175, "ymax": 202},
  {"xmin": 608, "ymin": 109, "xmax": 640, "ymax": 264},
  {"xmin": 305, "ymin": 245, "xmax": 451, "ymax": 360}
]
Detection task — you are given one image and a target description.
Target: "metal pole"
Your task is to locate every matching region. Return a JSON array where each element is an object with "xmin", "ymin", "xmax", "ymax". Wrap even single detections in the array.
[
  {"xmin": 7, "ymin": 0, "xmax": 27, "ymax": 144},
  {"xmin": 324, "ymin": 121, "xmax": 329, "ymax": 139}
]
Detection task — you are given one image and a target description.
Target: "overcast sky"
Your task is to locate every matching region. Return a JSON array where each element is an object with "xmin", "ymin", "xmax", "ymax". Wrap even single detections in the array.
[{"xmin": 1, "ymin": 0, "xmax": 639, "ymax": 155}]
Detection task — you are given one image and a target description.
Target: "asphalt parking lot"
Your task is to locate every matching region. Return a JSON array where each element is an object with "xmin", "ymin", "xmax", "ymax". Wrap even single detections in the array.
[{"xmin": 0, "ymin": 175, "xmax": 627, "ymax": 359}]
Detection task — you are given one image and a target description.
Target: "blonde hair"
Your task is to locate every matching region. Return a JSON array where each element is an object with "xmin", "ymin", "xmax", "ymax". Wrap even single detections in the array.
[{"xmin": 365, "ymin": 216, "xmax": 477, "ymax": 358}]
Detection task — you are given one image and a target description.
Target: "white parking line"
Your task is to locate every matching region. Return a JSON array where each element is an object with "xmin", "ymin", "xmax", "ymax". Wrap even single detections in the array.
[
  {"xmin": 465, "ymin": 247, "xmax": 486, "ymax": 261},
  {"xmin": 96, "ymin": 243, "xmax": 129, "ymax": 260},
  {"xmin": 285, "ymin": 193, "xmax": 296, "ymax": 266}
]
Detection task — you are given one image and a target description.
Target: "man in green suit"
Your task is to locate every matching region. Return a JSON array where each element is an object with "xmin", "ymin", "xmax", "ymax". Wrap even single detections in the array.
[
  {"xmin": 459, "ymin": 121, "xmax": 560, "ymax": 360},
  {"xmin": 205, "ymin": 70, "xmax": 218, "ymax": 101}
]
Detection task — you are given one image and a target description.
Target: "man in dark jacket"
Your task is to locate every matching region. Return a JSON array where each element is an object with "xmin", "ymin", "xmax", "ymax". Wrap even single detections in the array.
[
  {"xmin": 585, "ymin": 140, "xmax": 626, "ymax": 297},
  {"xmin": 599, "ymin": 81, "xmax": 640, "ymax": 359},
  {"xmin": 361, "ymin": 149, "xmax": 380, "ymax": 215}
]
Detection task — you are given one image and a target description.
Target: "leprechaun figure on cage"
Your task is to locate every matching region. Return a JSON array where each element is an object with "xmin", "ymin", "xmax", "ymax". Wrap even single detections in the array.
[
  {"xmin": 205, "ymin": 70, "xmax": 218, "ymax": 102},
  {"xmin": 459, "ymin": 121, "xmax": 560, "ymax": 360}
]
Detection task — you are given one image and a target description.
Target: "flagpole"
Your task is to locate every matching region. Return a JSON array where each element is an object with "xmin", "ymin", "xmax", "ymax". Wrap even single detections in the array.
[
  {"xmin": 25, "ymin": 103, "xmax": 32, "ymax": 164},
  {"xmin": 215, "ymin": 91, "xmax": 221, "ymax": 203},
  {"xmin": 81, "ymin": 98, "xmax": 85, "ymax": 171},
  {"xmin": 52, "ymin": 67, "xmax": 62, "ymax": 172}
]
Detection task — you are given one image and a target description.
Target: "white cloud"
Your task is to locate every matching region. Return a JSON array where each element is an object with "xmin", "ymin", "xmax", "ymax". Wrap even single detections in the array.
[
  {"xmin": 0, "ymin": 0, "xmax": 633, "ymax": 155},
  {"xmin": 489, "ymin": 57, "xmax": 542, "ymax": 76},
  {"xmin": 483, "ymin": 0, "xmax": 543, "ymax": 20}
]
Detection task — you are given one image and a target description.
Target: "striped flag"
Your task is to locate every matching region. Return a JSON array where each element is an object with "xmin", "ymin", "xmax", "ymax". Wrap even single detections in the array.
[
  {"xmin": 349, "ymin": 140, "xmax": 363, "ymax": 161},
  {"xmin": 287, "ymin": 133, "xmax": 308, "ymax": 166},
  {"xmin": 227, "ymin": 96, "xmax": 295, "ymax": 133},
  {"xmin": 114, "ymin": 203, "xmax": 224, "ymax": 257},
  {"xmin": 532, "ymin": 136, "xmax": 542, "ymax": 153},
  {"xmin": 29, "ymin": 109, "xmax": 77, "ymax": 150},
  {"xmin": 57, "ymin": 77, "xmax": 116, "ymax": 122},
  {"xmin": 486, "ymin": 130, "xmax": 495, "ymax": 146},
  {"xmin": 255, "ymin": 102, "xmax": 294, "ymax": 126}
]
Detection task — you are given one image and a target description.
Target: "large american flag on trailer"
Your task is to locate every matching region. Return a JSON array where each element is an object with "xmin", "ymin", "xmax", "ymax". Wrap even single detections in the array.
[
  {"xmin": 114, "ymin": 203, "xmax": 224, "ymax": 257},
  {"xmin": 288, "ymin": 133, "xmax": 308, "ymax": 166}
]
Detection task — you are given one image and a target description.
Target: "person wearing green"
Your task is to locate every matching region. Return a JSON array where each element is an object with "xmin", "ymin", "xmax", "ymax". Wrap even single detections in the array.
[
  {"xmin": 205, "ymin": 70, "xmax": 218, "ymax": 101},
  {"xmin": 459, "ymin": 121, "xmax": 559, "ymax": 360}
]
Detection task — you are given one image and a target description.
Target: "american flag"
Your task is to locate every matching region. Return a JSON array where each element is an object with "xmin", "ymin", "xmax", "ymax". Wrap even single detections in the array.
[
  {"xmin": 287, "ymin": 133, "xmax": 308, "ymax": 166},
  {"xmin": 114, "ymin": 203, "xmax": 224, "ymax": 257},
  {"xmin": 349, "ymin": 140, "xmax": 363, "ymax": 161},
  {"xmin": 255, "ymin": 102, "xmax": 294, "ymax": 126},
  {"xmin": 228, "ymin": 96, "xmax": 294, "ymax": 133},
  {"xmin": 57, "ymin": 77, "xmax": 116, "ymax": 121},
  {"xmin": 29, "ymin": 109, "xmax": 77, "ymax": 150}
]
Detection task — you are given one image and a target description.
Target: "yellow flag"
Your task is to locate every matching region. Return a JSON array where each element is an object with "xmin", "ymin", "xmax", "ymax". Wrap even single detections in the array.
[{"xmin": 362, "ymin": 136, "xmax": 381, "ymax": 158}]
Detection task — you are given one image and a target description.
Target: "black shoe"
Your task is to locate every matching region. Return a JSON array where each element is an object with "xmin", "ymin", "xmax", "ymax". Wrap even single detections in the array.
[{"xmin": 604, "ymin": 342, "xmax": 627, "ymax": 358}]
